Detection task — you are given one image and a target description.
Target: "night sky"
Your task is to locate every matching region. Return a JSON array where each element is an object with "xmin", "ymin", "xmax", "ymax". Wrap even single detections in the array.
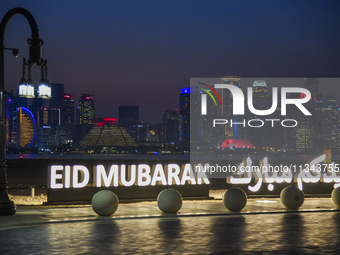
[{"xmin": 2, "ymin": 0, "xmax": 340, "ymax": 124}]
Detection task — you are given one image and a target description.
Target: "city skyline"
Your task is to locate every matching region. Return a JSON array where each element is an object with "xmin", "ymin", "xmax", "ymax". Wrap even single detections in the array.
[
  {"xmin": 2, "ymin": 0, "xmax": 340, "ymax": 124},
  {"xmin": 187, "ymin": 77, "xmax": 340, "ymax": 153}
]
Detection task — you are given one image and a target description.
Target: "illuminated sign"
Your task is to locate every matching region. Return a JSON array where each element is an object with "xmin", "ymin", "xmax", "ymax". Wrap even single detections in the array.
[
  {"xmin": 224, "ymin": 154, "xmax": 340, "ymax": 192},
  {"xmin": 47, "ymin": 155, "xmax": 338, "ymax": 204},
  {"xmin": 49, "ymin": 163, "xmax": 210, "ymax": 189}
]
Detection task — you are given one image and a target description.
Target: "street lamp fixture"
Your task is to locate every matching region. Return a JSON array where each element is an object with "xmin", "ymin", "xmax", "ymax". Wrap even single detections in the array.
[
  {"xmin": 4, "ymin": 47, "xmax": 19, "ymax": 58},
  {"xmin": 18, "ymin": 58, "xmax": 34, "ymax": 98},
  {"xmin": 1, "ymin": 7, "xmax": 48, "ymax": 215},
  {"xmin": 37, "ymin": 60, "xmax": 51, "ymax": 99},
  {"xmin": 18, "ymin": 57, "xmax": 51, "ymax": 99}
]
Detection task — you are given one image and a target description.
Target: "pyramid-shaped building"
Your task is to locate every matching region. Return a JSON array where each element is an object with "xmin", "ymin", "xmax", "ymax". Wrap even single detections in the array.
[{"xmin": 79, "ymin": 117, "xmax": 137, "ymax": 149}]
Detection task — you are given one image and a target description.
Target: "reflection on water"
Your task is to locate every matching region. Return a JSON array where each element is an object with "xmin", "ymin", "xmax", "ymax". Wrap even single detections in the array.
[
  {"xmin": 158, "ymin": 218, "xmax": 182, "ymax": 239},
  {"xmin": 210, "ymin": 216, "xmax": 246, "ymax": 253},
  {"xmin": 2, "ymin": 212, "xmax": 340, "ymax": 254},
  {"xmin": 280, "ymin": 214, "xmax": 305, "ymax": 253},
  {"xmin": 90, "ymin": 220, "xmax": 120, "ymax": 253},
  {"xmin": 158, "ymin": 218, "xmax": 183, "ymax": 253}
]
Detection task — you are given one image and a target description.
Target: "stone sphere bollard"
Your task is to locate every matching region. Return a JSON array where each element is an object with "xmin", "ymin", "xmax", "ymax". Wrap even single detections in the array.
[
  {"xmin": 331, "ymin": 187, "xmax": 340, "ymax": 207},
  {"xmin": 157, "ymin": 189, "xmax": 183, "ymax": 213},
  {"xmin": 92, "ymin": 190, "xmax": 119, "ymax": 216},
  {"xmin": 222, "ymin": 187, "xmax": 247, "ymax": 211},
  {"xmin": 280, "ymin": 186, "xmax": 304, "ymax": 209}
]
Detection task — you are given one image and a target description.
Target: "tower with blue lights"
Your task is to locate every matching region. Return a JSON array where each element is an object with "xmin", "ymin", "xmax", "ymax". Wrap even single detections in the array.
[{"xmin": 179, "ymin": 88, "xmax": 191, "ymax": 142}]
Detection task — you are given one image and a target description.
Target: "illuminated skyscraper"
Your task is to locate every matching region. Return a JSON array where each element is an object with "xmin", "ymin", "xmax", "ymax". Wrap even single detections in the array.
[
  {"xmin": 162, "ymin": 109, "xmax": 179, "ymax": 143},
  {"xmin": 251, "ymin": 80, "xmax": 269, "ymax": 110},
  {"xmin": 59, "ymin": 93, "xmax": 75, "ymax": 144},
  {"xmin": 313, "ymin": 95, "xmax": 339, "ymax": 150},
  {"xmin": 179, "ymin": 88, "xmax": 191, "ymax": 142},
  {"xmin": 180, "ymin": 86, "xmax": 215, "ymax": 150},
  {"xmin": 314, "ymin": 108, "xmax": 337, "ymax": 149},
  {"xmin": 18, "ymin": 107, "xmax": 36, "ymax": 148},
  {"xmin": 35, "ymin": 108, "xmax": 60, "ymax": 148},
  {"xmin": 60, "ymin": 94, "xmax": 74, "ymax": 127},
  {"xmin": 78, "ymin": 94, "xmax": 95, "ymax": 124},
  {"xmin": 296, "ymin": 116, "xmax": 314, "ymax": 151},
  {"xmin": 220, "ymin": 76, "xmax": 244, "ymax": 140},
  {"xmin": 246, "ymin": 80, "xmax": 273, "ymax": 150},
  {"xmin": 221, "ymin": 76, "xmax": 241, "ymax": 116},
  {"xmin": 295, "ymin": 91, "xmax": 314, "ymax": 151},
  {"xmin": 293, "ymin": 79, "xmax": 320, "ymax": 151}
]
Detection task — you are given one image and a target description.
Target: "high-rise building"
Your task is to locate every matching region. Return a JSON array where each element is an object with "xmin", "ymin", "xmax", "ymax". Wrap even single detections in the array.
[
  {"xmin": 313, "ymin": 95, "xmax": 339, "ymax": 150},
  {"xmin": 314, "ymin": 108, "xmax": 338, "ymax": 150},
  {"xmin": 147, "ymin": 123, "xmax": 162, "ymax": 142},
  {"xmin": 293, "ymin": 78, "xmax": 321, "ymax": 151},
  {"xmin": 220, "ymin": 76, "xmax": 245, "ymax": 140},
  {"xmin": 50, "ymin": 83, "xmax": 65, "ymax": 109},
  {"xmin": 29, "ymin": 97, "xmax": 45, "ymax": 120},
  {"xmin": 251, "ymin": 80, "xmax": 269, "ymax": 110},
  {"xmin": 296, "ymin": 113, "xmax": 315, "ymax": 151},
  {"xmin": 246, "ymin": 80, "xmax": 282, "ymax": 150},
  {"xmin": 17, "ymin": 107, "xmax": 36, "ymax": 148},
  {"xmin": 5, "ymin": 91, "xmax": 16, "ymax": 146},
  {"xmin": 162, "ymin": 109, "xmax": 179, "ymax": 143},
  {"xmin": 59, "ymin": 93, "xmax": 75, "ymax": 144},
  {"xmin": 198, "ymin": 87, "xmax": 215, "ymax": 146},
  {"xmin": 16, "ymin": 96, "xmax": 27, "ymax": 108},
  {"xmin": 60, "ymin": 94, "xmax": 74, "ymax": 127},
  {"xmin": 220, "ymin": 76, "xmax": 241, "ymax": 114},
  {"xmin": 179, "ymin": 86, "xmax": 214, "ymax": 149},
  {"xmin": 304, "ymin": 78, "xmax": 319, "ymax": 100},
  {"xmin": 283, "ymin": 91, "xmax": 302, "ymax": 151},
  {"xmin": 78, "ymin": 94, "xmax": 95, "ymax": 124},
  {"xmin": 137, "ymin": 122, "xmax": 149, "ymax": 142},
  {"xmin": 118, "ymin": 106, "xmax": 139, "ymax": 142},
  {"xmin": 179, "ymin": 88, "xmax": 191, "ymax": 142},
  {"xmin": 36, "ymin": 108, "xmax": 60, "ymax": 148}
]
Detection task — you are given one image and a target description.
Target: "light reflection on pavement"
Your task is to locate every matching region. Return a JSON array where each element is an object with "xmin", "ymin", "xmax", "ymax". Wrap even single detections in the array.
[{"xmin": 1, "ymin": 211, "xmax": 340, "ymax": 254}]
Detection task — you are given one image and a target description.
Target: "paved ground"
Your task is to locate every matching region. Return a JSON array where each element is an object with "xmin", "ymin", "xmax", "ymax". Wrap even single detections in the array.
[{"xmin": 1, "ymin": 198, "xmax": 340, "ymax": 254}]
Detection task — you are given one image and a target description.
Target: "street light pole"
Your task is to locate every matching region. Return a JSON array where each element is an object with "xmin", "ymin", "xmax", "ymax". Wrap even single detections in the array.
[{"xmin": 0, "ymin": 7, "xmax": 43, "ymax": 215}]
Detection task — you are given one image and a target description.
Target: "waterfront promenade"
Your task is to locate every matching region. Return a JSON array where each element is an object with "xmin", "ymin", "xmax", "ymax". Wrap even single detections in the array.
[
  {"xmin": 3, "ymin": 153, "xmax": 340, "ymax": 254},
  {"xmin": 1, "ymin": 197, "xmax": 340, "ymax": 254}
]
